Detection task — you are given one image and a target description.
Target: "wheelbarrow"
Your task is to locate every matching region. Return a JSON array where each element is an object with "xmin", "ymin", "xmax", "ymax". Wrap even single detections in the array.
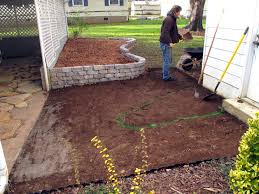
[{"xmin": 181, "ymin": 47, "xmax": 203, "ymax": 71}]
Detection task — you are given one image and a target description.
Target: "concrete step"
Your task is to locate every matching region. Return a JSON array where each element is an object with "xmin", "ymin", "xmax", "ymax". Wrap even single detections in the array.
[{"xmin": 223, "ymin": 98, "xmax": 259, "ymax": 123}]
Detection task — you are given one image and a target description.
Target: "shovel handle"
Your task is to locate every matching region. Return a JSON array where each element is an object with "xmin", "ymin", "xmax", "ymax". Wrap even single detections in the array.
[
  {"xmin": 219, "ymin": 27, "xmax": 249, "ymax": 82},
  {"xmin": 244, "ymin": 27, "xmax": 249, "ymax": 35}
]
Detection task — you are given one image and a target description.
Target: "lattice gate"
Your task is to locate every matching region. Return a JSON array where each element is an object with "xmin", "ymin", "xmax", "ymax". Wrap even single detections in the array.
[{"xmin": 0, "ymin": 0, "xmax": 38, "ymax": 38}]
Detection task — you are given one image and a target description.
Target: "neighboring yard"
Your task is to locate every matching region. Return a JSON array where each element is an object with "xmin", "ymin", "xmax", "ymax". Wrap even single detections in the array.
[{"xmin": 68, "ymin": 18, "xmax": 205, "ymax": 66}]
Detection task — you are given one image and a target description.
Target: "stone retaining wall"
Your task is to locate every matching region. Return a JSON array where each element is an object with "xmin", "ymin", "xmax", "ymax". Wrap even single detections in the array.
[{"xmin": 49, "ymin": 38, "xmax": 146, "ymax": 89}]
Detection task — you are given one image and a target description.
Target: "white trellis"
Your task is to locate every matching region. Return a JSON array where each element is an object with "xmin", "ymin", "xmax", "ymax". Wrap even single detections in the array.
[{"xmin": 0, "ymin": 0, "xmax": 38, "ymax": 38}]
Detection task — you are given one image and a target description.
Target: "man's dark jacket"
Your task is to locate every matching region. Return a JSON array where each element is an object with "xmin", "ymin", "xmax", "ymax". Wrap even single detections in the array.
[{"xmin": 160, "ymin": 14, "xmax": 182, "ymax": 45}]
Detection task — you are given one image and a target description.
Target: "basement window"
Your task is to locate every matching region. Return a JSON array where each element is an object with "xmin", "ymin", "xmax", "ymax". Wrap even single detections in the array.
[
  {"xmin": 109, "ymin": 0, "xmax": 119, "ymax": 5},
  {"xmin": 73, "ymin": 0, "xmax": 83, "ymax": 6}
]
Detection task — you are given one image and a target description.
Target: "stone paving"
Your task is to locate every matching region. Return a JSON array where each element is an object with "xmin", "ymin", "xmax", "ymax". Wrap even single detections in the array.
[{"xmin": 0, "ymin": 57, "xmax": 43, "ymax": 140}]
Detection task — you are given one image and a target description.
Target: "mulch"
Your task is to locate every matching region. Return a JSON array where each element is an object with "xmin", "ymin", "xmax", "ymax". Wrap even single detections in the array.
[
  {"xmin": 55, "ymin": 38, "xmax": 133, "ymax": 67},
  {"xmin": 8, "ymin": 69, "xmax": 246, "ymax": 194},
  {"xmin": 40, "ymin": 157, "xmax": 235, "ymax": 194}
]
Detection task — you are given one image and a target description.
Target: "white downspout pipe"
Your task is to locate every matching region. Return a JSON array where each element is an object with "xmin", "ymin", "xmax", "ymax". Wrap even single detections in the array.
[
  {"xmin": 0, "ymin": 142, "xmax": 8, "ymax": 194},
  {"xmin": 34, "ymin": 0, "xmax": 51, "ymax": 91}
]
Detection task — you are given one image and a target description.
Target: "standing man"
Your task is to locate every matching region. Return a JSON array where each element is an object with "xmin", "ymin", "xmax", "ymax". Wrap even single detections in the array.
[{"xmin": 160, "ymin": 5, "xmax": 183, "ymax": 81}]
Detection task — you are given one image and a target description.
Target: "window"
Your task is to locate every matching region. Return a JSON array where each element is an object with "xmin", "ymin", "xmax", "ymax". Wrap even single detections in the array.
[
  {"xmin": 109, "ymin": 0, "xmax": 119, "ymax": 5},
  {"xmin": 73, "ymin": 0, "xmax": 83, "ymax": 6}
]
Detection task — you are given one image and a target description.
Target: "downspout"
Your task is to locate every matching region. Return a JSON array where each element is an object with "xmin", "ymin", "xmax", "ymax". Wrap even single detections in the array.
[
  {"xmin": 34, "ymin": 0, "xmax": 50, "ymax": 91},
  {"xmin": 0, "ymin": 142, "xmax": 8, "ymax": 194},
  {"xmin": 64, "ymin": 0, "xmax": 69, "ymax": 39}
]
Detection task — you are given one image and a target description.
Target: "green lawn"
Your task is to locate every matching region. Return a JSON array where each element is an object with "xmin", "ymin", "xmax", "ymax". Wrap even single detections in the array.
[{"xmin": 68, "ymin": 18, "xmax": 205, "ymax": 67}]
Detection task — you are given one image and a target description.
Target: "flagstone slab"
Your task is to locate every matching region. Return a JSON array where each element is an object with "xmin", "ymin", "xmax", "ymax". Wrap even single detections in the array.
[
  {"xmin": 0, "ymin": 94, "xmax": 31, "ymax": 106},
  {"xmin": 0, "ymin": 111, "xmax": 11, "ymax": 122},
  {"xmin": 0, "ymin": 103, "xmax": 14, "ymax": 112},
  {"xmin": 15, "ymin": 102, "xmax": 28, "ymax": 108},
  {"xmin": 16, "ymin": 82, "xmax": 42, "ymax": 94},
  {"xmin": 0, "ymin": 120, "xmax": 22, "ymax": 140}
]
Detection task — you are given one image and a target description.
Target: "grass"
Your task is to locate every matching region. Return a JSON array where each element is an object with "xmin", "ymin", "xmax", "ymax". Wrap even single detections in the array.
[{"xmin": 68, "ymin": 18, "xmax": 205, "ymax": 67}]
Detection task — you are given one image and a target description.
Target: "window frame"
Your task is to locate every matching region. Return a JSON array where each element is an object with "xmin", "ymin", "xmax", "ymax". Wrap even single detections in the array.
[
  {"xmin": 72, "ymin": 0, "xmax": 84, "ymax": 6},
  {"xmin": 109, "ymin": 0, "xmax": 120, "ymax": 6}
]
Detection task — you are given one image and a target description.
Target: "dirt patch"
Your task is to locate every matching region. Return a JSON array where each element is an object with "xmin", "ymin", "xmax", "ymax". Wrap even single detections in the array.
[
  {"xmin": 56, "ymin": 38, "xmax": 133, "ymax": 67},
  {"xmin": 8, "ymin": 69, "xmax": 246, "ymax": 194}
]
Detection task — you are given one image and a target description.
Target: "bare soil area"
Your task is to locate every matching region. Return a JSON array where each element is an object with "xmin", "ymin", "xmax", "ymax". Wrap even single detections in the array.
[{"xmin": 8, "ymin": 69, "xmax": 246, "ymax": 194}]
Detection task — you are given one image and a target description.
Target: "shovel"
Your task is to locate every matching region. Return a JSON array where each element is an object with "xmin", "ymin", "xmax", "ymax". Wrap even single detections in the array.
[
  {"xmin": 202, "ymin": 27, "xmax": 249, "ymax": 101},
  {"xmin": 194, "ymin": 9, "xmax": 224, "ymax": 98}
]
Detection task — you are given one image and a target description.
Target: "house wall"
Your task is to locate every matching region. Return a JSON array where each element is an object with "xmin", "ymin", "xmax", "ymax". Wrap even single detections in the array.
[
  {"xmin": 202, "ymin": 0, "xmax": 257, "ymax": 99},
  {"xmin": 66, "ymin": 0, "xmax": 129, "ymax": 23},
  {"xmin": 160, "ymin": 0, "xmax": 208, "ymax": 18},
  {"xmin": 131, "ymin": 0, "xmax": 161, "ymax": 16},
  {"xmin": 34, "ymin": 0, "xmax": 68, "ymax": 90}
]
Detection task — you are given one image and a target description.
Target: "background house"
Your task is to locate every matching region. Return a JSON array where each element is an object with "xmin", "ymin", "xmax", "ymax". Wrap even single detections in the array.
[
  {"xmin": 66, "ymin": 0, "xmax": 129, "ymax": 24},
  {"xmin": 130, "ymin": 0, "xmax": 161, "ymax": 17},
  {"xmin": 160, "ymin": 0, "xmax": 208, "ymax": 18},
  {"xmin": 203, "ymin": 0, "xmax": 259, "ymax": 120}
]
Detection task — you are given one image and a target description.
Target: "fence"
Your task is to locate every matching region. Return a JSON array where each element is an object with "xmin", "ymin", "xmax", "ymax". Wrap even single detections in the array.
[{"xmin": 0, "ymin": 0, "xmax": 38, "ymax": 38}]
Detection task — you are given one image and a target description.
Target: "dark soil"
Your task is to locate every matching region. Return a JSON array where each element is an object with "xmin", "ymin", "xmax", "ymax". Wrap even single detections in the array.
[
  {"xmin": 8, "ymin": 69, "xmax": 246, "ymax": 194},
  {"xmin": 56, "ymin": 38, "xmax": 133, "ymax": 67}
]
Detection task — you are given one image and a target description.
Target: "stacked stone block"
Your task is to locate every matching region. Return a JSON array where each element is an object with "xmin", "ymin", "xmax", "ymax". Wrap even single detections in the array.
[{"xmin": 50, "ymin": 38, "xmax": 146, "ymax": 89}]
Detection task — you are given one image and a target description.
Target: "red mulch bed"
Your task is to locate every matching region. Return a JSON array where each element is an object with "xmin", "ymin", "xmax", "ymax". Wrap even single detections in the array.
[
  {"xmin": 8, "ymin": 69, "xmax": 246, "ymax": 194},
  {"xmin": 56, "ymin": 38, "xmax": 133, "ymax": 67}
]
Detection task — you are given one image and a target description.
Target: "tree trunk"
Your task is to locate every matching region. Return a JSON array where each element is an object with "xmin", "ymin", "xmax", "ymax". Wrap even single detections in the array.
[{"xmin": 185, "ymin": 0, "xmax": 205, "ymax": 31}]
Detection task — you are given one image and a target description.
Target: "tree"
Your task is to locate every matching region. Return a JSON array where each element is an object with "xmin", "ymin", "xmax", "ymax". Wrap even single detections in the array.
[{"xmin": 185, "ymin": 0, "xmax": 206, "ymax": 31}]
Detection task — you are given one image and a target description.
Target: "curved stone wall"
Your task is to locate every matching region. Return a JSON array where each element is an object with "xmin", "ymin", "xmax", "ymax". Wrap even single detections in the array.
[{"xmin": 50, "ymin": 38, "xmax": 146, "ymax": 89}]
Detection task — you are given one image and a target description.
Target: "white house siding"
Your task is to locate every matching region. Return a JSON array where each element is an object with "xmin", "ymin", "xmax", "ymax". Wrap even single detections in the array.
[
  {"xmin": 131, "ymin": 0, "xmax": 161, "ymax": 16},
  {"xmin": 66, "ymin": 0, "xmax": 129, "ymax": 22},
  {"xmin": 35, "ymin": 0, "xmax": 67, "ymax": 69},
  {"xmin": 203, "ymin": 0, "xmax": 257, "ymax": 99},
  {"xmin": 160, "ymin": 0, "xmax": 207, "ymax": 18}
]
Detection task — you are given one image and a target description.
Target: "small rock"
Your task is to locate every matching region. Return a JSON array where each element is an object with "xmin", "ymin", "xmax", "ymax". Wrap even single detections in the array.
[
  {"xmin": 0, "ymin": 93, "xmax": 31, "ymax": 106},
  {"xmin": 184, "ymin": 165, "xmax": 189, "ymax": 168},
  {"xmin": 0, "ymin": 84, "xmax": 10, "ymax": 93},
  {"xmin": 0, "ymin": 103, "xmax": 14, "ymax": 112},
  {"xmin": 30, "ymin": 68, "xmax": 40, "ymax": 73},
  {"xmin": 166, "ymin": 169, "xmax": 171, "ymax": 172},
  {"xmin": 0, "ymin": 111, "xmax": 11, "ymax": 122},
  {"xmin": 8, "ymin": 81, "xmax": 18, "ymax": 89},
  {"xmin": 18, "ymin": 81, "xmax": 32, "ymax": 87},
  {"xmin": 26, "ymin": 75, "xmax": 41, "ymax": 81},
  {"xmin": 0, "ymin": 73, "xmax": 15, "ymax": 83},
  {"xmin": 16, "ymin": 82, "xmax": 42, "ymax": 94},
  {"xmin": 15, "ymin": 102, "xmax": 28, "ymax": 108},
  {"xmin": 0, "ymin": 120, "xmax": 22, "ymax": 140},
  {"xmin": 0, "ymin": 91, "xmax": 18, "ymax": 98}
]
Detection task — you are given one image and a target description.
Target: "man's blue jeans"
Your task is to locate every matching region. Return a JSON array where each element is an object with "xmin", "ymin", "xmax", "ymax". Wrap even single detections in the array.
[{"xmin": 160, "ymin": 42, "xmax": 172, "ymax": 80}]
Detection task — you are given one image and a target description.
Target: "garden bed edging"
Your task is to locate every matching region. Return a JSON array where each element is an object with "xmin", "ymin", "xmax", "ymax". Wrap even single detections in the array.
[{"xmin": 49, "ymin": 38, "xmax": 146, "ymax": 89}]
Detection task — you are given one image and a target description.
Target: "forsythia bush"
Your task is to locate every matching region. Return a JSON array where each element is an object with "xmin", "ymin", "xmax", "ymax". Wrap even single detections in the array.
[{"xmin": 229, "ymin": 113, "xmax": 259, "ymax": 193}]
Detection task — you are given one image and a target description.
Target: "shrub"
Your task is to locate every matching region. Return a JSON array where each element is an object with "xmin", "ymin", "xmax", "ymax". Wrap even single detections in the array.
[
  {"xmin": 69, "ymin": 12, "xmax": 87, "ymax": 38},
  {"xmin": 229, "ymin": 113, "xmax": 259, "ymax": 193}
]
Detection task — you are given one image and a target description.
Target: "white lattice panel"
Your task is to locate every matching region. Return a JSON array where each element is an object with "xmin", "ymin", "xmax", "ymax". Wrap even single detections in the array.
[
  {"xmin": 35, "ymin": 0, "xmax": 68, "ymax": 68},
  {"xmin": 0, "ymin": 0, "xmax": 38, "ymax": 38}
]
